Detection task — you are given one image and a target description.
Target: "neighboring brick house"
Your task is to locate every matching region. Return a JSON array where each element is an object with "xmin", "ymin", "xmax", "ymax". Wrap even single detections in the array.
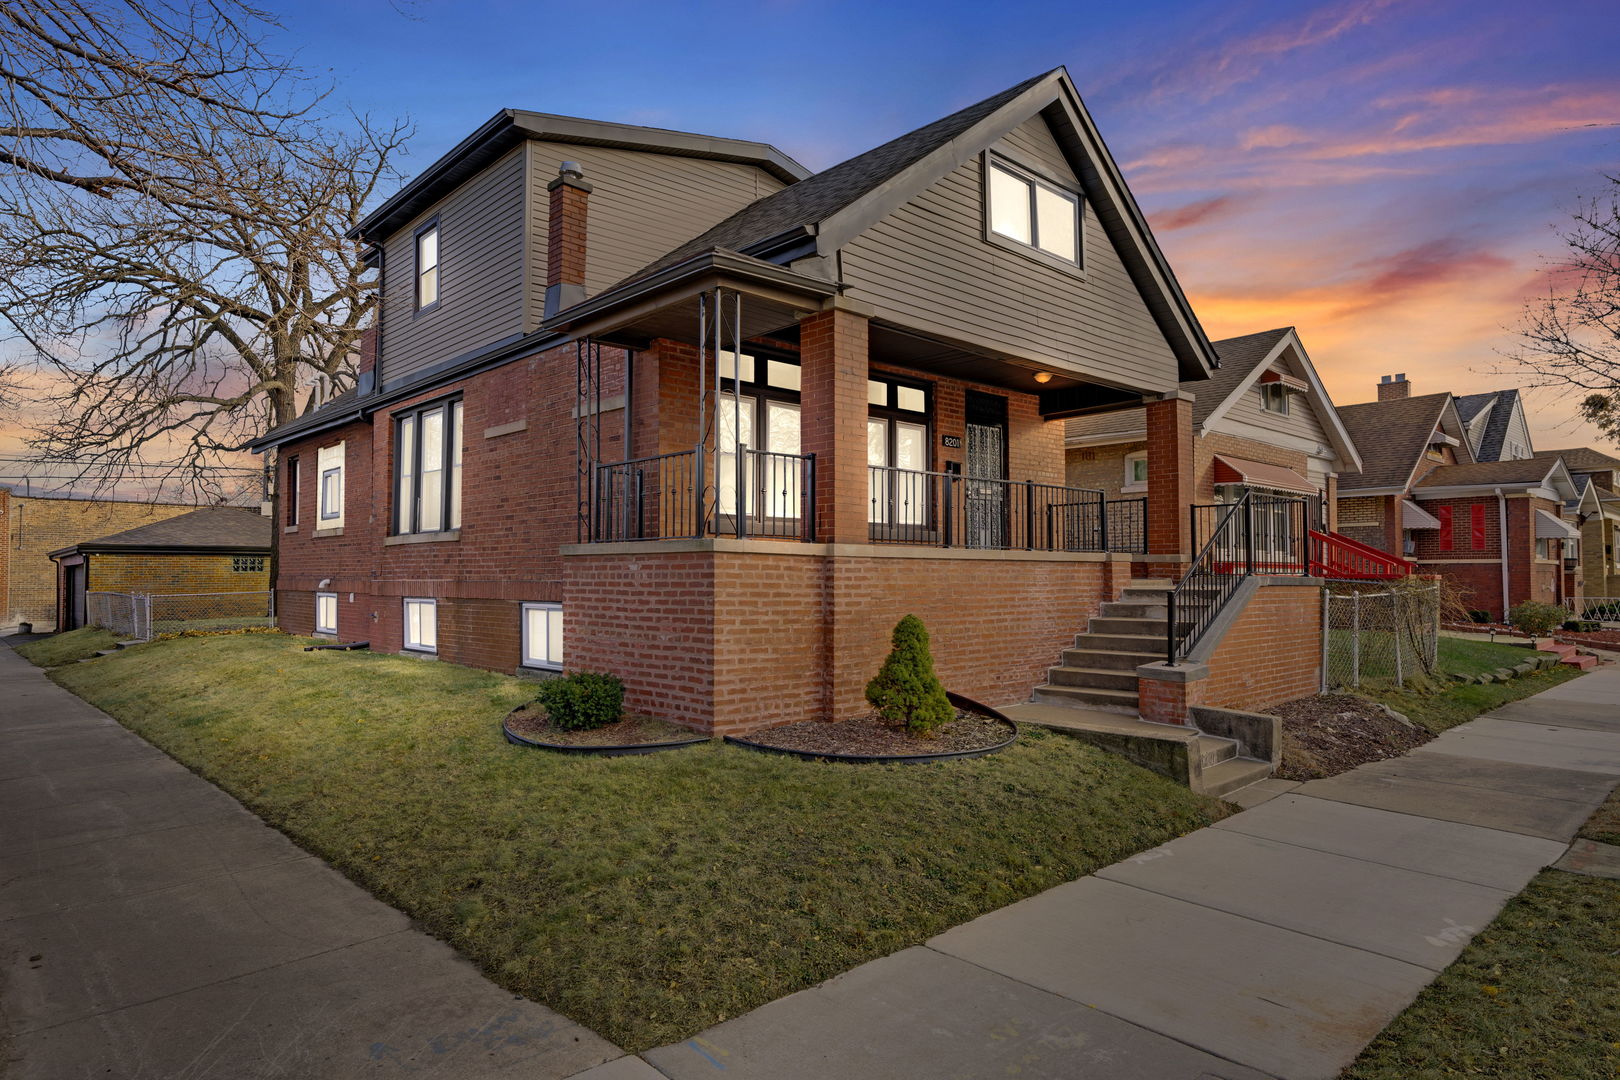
[
  {"xmin": 48, "ymin": 507, "xmax": 271, "ymax": 630},
  {"xmin": 1335, "ymin": 377, "xmax": 1581, "ymax": 620},
  {"xmin": 0, "ymin": 489, "xmax": 203, "ymax": 631},
  {"xmin": 1064, "ymin": 326, "xmax": 1362, "ymax": 539},
  {"xmin": 253, "ymin": 68, "xmax": 1330, "ymax": 742},
  {"xmin": 1541, "ymin": 446, "xmax": 1620, "ymax": 604}
]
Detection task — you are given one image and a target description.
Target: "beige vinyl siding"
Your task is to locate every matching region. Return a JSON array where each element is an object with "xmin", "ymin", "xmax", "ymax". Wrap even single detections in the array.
[
  {"xmin": 380, "ymin": 146, "xmax": 527, "ymax": 388},
  {"xmin": 526, "ymin": 140, "xmax": 788, "ymax": 308},
  {"xmin": 838, "ymin": 115, "xmax": 1179, "ymax": 393},
  {"xmin": 1225, "ymin": 377, "xmax": 1332, "ymax": 447}
]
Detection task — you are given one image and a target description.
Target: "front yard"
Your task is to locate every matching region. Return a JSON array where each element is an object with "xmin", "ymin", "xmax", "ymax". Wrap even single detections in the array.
[
  {"xmin": 46, "ymin": 632, "xmax": 1227, "ymax": 1051},
  {"xmin": 1357, "ymin": 636, "xmax": 1586, "ymax": 735}
]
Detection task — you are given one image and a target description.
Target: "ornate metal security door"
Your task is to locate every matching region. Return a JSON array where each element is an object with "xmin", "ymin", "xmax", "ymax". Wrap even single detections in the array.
[{"xmin": 965, "ymin": 422, "xmax": 1006, "ymax": 549}]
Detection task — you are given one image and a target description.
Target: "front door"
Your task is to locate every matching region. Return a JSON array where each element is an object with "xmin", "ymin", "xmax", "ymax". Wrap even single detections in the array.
[
  {"xmin": 65, "ymin": 563, "xmax": 86, "ymax": 630},
  {"xmin": 964, "ymin": 392, "xmax": 1008, "ymax": 549}
]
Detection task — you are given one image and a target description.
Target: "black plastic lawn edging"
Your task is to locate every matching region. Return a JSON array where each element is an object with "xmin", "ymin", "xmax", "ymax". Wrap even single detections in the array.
[
  {"xmin": 723, "ymin": 692, "xmax": 1018, "ymax": 764},
  {"xmin": 501, "ymin": 712, "xmax": 709, "ymax": 757}
]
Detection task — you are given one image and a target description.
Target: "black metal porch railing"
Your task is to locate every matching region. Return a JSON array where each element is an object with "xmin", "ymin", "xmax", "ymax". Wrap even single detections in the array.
[
  {"xmin": 1167, "ymin": 493, "xmax": 1309, "ymax": 665},
  {"xmin": 1103, "ymin": 497, "xmax": 1148, "ymax": 554},
  {"xmin": 866, "ymin": 466, "xmax": 1111, "ymax": 552},
  {"xmin": 591, "ymin": 447, "xmax": 816, "ymax": 542}
]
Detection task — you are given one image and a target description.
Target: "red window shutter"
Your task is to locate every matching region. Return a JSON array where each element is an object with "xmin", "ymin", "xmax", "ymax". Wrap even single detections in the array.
[
  {"xmin": 1470, "ymin": 504, "xmax": 1487, "ymax": 550},
  {"xmin": 1437, "ymin": 505, "xmax": 1453, "ymax": 549}
]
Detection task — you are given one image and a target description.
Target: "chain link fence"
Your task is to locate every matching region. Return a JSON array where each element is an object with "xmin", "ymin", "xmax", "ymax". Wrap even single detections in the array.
[
  {"xmin": 85, "ymin": 591, "xmax": 275, "ymax": 640},
  {"xmin": 1324, "ymin": 580, "xmax": 1440, "ymax": 689}
]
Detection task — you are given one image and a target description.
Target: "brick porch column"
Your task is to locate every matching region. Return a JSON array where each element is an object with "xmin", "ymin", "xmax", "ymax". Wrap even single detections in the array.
[
  {"xmin": 799, "ymin": 299, "xmax": 871, "ymax": 544},
  {"xmin": 1144, "ymin": 389, "xmax": 1195, "ymax": 578}
]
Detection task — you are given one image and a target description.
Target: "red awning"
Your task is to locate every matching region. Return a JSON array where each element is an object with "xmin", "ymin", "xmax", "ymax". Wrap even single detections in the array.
[{"xmin": 1211, "ymin": 454, "xmax": 1318, "ymax": 495}]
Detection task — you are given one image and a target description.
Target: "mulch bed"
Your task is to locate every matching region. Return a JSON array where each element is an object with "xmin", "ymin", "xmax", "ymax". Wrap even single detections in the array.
[
  {"xmin": 504, "ymin": 705, "xmax": 701, "ymax": 747},
  {"xmin": 1272, "ymin": 693, "xmax": 1433, "ymax": 781},
  {"xmin": 739, "ymin": 709, "xmax": 1011, "ymax": 758}
]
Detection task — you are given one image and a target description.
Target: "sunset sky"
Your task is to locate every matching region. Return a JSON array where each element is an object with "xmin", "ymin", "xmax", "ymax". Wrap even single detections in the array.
[{"xmin": 4, "ymin": 0, "xmax": 1618, "ymax": 491}]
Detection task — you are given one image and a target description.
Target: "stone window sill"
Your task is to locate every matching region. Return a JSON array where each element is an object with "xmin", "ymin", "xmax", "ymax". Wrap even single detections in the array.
[
  {"xmin": 313, "ymin": 527, "xmax": 344, "ymax": 538},
  {"xmin": 384, "ymin": 530, "xmax": 461, "ymax": 546},
  {"xmin": 283, "ymin": 525, "xmax": 300, "ymax": 534},
  {"xmin": 1121, "ymin": 483, "xmax": 1148, "ymax": 494}
]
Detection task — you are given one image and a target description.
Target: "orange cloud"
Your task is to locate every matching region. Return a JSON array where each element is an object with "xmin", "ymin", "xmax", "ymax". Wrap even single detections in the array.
[{"xmin": 1149, "ymin": 195, "xmax": 1249, "ymax": 231}]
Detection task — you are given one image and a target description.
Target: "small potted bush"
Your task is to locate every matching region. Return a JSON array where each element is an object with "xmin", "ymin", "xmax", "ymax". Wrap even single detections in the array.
[
  {"xmin": 865, "ymin": 615, "xmax": 954, "ymax": 737},
  {"xmin": 536, "ymin": 670, "xmax": 625, "ymax": 731},
  {"xmin": 1507, "ymin": 601, "xmax": 1569, "ymax": 645}
]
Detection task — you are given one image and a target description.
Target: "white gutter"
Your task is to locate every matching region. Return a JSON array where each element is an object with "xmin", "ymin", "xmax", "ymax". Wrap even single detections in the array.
[{"xmin": 1496, "ymin": 487, "xmax": 1511, "ymax": 620}]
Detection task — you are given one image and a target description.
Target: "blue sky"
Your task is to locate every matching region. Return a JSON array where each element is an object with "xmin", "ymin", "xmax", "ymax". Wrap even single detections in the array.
[{"xmin": 185, "ymin": 1, "xmax": 1620, "ymax": 449}]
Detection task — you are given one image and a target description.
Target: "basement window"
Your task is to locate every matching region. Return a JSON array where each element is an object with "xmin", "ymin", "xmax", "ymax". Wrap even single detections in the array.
[
  {"xmin": 986, "ymin": 157, "xmax": 1081, "ymax": 267},
  {"xmin": 521, "ymin": 602, "xmax": 563, "ymax": 670},
  {"xmin": 404, "ymin": 597, "xmax": 438, "ymax": 653},
  {"xmin": 232, "ymin": 556, "xmax": 266, "ymax": 573},
  {"xmin": 315, "ymin": 592, "xmax": 338, "ymax": 635}
]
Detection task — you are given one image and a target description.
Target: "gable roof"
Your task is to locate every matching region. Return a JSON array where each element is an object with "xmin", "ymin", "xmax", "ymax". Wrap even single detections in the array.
[
  {"xmin": 1471, "ymin": 389, "xmax": 1525, "ymax": 461},
  {"xmin": 596, "ymin": 68, "xmax": 1219, "ymax": 380},
  {"xmin": 1065, "ymin": 327, "xmax": 1362, "ymax": 472},
  {"xmin": 1453, "ymin": 391, "xmax": 1497, "ymax": 424},
  {"xmin": 353, "ymin": 112, "xmax": 810, "ymax": 243},
  {"xmin": 1413, "ymin": 456, "xmax": 1576, "ymax": 499},
  {"xmin": 52, "ymin": 507, "xmax": 272, "ymax": 556},
  {"xmin": 1335, "ymin": 392, "xmax": 1458, "ymax": 493},
  {"xmin": 1539, "ymin": 446, "xmax": 1620, "ymax": 473}
]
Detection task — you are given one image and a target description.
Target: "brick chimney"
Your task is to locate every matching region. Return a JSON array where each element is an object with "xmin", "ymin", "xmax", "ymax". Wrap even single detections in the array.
[
  {"xmin": 545, "ymin": 160, "xmax": 592, "ymax": 318},
  {"xmin": 1378, "ymin": 373, "xmax": 1410, "ymax": 401}
]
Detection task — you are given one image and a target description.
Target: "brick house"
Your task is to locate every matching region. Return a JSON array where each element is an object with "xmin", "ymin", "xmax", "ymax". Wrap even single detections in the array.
[
  {"xmin": 48, "ymin": 507, "xmax": 271, "ymax": 630},
  {"xmin": 0, "ymin": 489, "xmax": 204, "ymax": 631},
  {"xmin": 1064, "ymin": 326, "xmax": 1362, "ymax": 535},
  {"xmin": 1335, "ymin": 377, "xmax": 1581, "ymax": 620},
  {"xmin": 253, "ymin": 68, "xmax": 1337, "ymax": 749},
  {"xmin": 1541, "ymin": 446, "xmax": 1620, "ymax": 604}
]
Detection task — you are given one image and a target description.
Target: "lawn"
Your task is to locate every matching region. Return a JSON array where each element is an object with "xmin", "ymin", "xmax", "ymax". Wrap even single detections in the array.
[
  {"xmin": 1343, "ymin": 871, "xmax": 1620, "ymax": 1078},
  {"xmin": 49, "ymin": 632, "xmax": 1228, "ymax": 1051},
  {"xmin": 1580, "ymin": 787, "xmax": 1620, "ymax": 847},
  {"xmin": 13, "ymin": 626, "xmax": 116, "ymax": 667},
  {"xmin": 1354, "ymin": 637, "xmax": 1587, "ymax": 736},
  {"xmin": 1437, "ymin": 636, "xmax": 1554, "ymax": 679}
]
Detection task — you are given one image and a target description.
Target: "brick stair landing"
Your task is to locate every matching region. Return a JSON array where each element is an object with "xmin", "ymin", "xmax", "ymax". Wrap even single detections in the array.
[{"xmin": 1538, "ymin": 641, "xmax": 1599, "ymax": 670}]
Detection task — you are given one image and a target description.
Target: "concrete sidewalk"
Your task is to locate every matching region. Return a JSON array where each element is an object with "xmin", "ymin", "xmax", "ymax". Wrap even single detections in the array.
[
  {"xmin": 0, "ymin": 644, "xmax": 639, "ymax": 1079},
  {"xmin": 642, "ymin": 665, "xmax": 1620, "ymax": 1080}
]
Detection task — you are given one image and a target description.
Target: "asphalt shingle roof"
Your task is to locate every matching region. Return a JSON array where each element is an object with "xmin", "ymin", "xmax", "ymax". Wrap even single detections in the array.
[
  {"xmin": 76, "ymin": 507, "xmax": 271, "ymax": 551},
  {"xmin": 1413, "ymin": 458, "xmax": 1555, "ymax": 489},
  {"xmin": 614, "ymin": 71, "xmax": 1056, "ymax": 288},
  {"xmin": 1335, "ymin": 392, "xmax": 1455, "ymax": 492},
  {"xmin": 1538, "ymin": 446, "xmax": 1620, "ymax": 473}
]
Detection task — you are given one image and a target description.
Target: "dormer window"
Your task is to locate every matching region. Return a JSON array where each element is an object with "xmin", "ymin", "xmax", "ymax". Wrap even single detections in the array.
[
  {"xmin": 415, "ymin": 221, "xmax": 440, "ymax": 310},
  {"xmin": 1259, "ymin": 383, "xmax": 1290, "ymax": 415},
  {"xmin": 986, "ymin": 158, "xmax": 1080, "ymax": 267}
]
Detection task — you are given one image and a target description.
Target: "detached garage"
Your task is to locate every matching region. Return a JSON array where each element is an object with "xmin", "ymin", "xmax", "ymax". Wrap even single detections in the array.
[{"xmin": 49, "ymin": 507, "xmax": 272, "ymax": 631}]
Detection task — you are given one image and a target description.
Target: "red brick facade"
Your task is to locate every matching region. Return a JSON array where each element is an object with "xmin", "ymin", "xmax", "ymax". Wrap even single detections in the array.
[{"xmin": 1410, "ymin": 493, "xmax": 1570, "ymax": 619}]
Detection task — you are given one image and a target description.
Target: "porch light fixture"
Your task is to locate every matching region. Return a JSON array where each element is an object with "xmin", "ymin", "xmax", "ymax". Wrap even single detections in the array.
[{"xmin": 1032, "ymin": 371, "xmax": 1053, "ymax": 384}]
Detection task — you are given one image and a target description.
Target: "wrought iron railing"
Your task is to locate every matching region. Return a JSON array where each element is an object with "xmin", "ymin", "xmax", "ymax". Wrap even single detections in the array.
[
  {"xmin": 866, "ymin": 466, "xmax": 1108, "ymax": 551},
  {"xmin": 1168, "ymin": 493, "xmax": 1308, "ymax": 665},
  {"xmin": 591, "ymin": 447, "xmax": 815, "ymax": 542},
  {"xmin": 1104, "ymin": 497, "xmax": 1148, "ymax": 553}
]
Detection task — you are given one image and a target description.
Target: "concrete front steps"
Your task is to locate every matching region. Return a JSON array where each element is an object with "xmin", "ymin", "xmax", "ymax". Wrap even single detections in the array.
[
  {"xmin": 1003, "ymin": 704, "xmax": 1273, "ymax": 798},
  {"xmin": 1539, "ymin": 641, "xmax": 1599, "ymax": 670},
  {"xmin": 1032, "ymin": 581, "xmax": 1173, "ymax": 715}
]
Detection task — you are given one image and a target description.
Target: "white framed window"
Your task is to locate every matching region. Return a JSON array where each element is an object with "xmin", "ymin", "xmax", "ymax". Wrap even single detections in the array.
[
  {"xmin": 1123, "ymin": 451, "xmax": 1149, "ymax": 493},
  {"xmin": 415, "ymin": 222, "xmax": 439, "ymax": 310},
  {"xmin": 521, "ymin": 602, "xmax": 563, "ymax": 670},
  {"xmin": 1260, "ymin": 383, "xmax": 1291, "ymax": 415},
  {"xmin": 315, "ymin": 592, "xmax": 338, "ymax": 635},
  {"xmin": 316, "ymin": 441, "xmax": 345, "ymax": 527},
  {"xmin": 403, "ymin": 597, "xmax": 437, "ymax": 653},
  {"xmin": 986, "ymin": 158, "xmax": 1081, "ymax": 266},
  {"xmin": 395, "ymin": 399, "xmax": 463, "ymax": 534}
]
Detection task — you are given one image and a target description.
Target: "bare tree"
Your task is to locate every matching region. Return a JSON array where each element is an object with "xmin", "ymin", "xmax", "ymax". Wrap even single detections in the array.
[
  {"xmin": 1507, "ymin": 173, "xmax": 1620, "ymax": 448},
  {"xmin": 0, "ymin": 0, "xmax": 406, "ymax": 498}
]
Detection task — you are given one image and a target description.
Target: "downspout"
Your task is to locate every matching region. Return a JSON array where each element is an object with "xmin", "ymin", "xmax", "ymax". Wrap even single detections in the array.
[{"xmin": 1495, "ymin": 488, "xmax": 1510, "ymax": 622}]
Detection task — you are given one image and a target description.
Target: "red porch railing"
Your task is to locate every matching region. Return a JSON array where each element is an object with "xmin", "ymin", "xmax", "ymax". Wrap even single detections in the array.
[{"xmin": 1309, "ymin": 530, "xmax": 1414, "ymax": 580}]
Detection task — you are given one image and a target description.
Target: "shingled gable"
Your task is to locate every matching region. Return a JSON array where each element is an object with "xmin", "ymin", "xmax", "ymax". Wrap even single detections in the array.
[
  {"xmin": 48, "ymin": 507, "xmax": 271, "ymax": 558},
  {"xmin": 1336, "ymin": 392, "xmax": 1472, "ymax": 494},
  {"xmin": 592, "ymin": 68, "xmax": 1217, "ymax": 382}
]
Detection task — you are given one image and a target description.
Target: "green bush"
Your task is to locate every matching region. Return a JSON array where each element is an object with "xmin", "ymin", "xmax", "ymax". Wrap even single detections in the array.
[
  {"xmin": 536, "ymin": 671, "xmax": 625, "ymax": 731},
  {"xmin": 1508, "ymin": 601, "xmax": 1569, "ymax": 637},
  {"xmin": 865, "ymin": 615, "xmax": 954, "ymax": 737},
  {"xmin": 1468, "ymin": 609, "xmax": 1494, "ymax": 624},
  {"xmin": 1563, "ymin": 619, "xmax": 1601, "ymax": 633}
]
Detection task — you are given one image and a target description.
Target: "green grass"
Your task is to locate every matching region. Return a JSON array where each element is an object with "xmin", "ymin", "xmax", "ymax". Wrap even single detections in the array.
[
  {"xmin": 1343, "ymin": 870, "xmax": 1620, "ymax": 1079},
  {"xmin": 1360, "ymin": 664, "xmax": 1587, "ymax": 736},
  {"xmin": 1437, "ymin": 636, "xmax": 1552, "ymax": 679},
  {"xmin": 14, "ymin": 626, "xmax": 117, "ymax": 667},
  {"xmin": 1580, "ymin": 787, "xmax": 1620, "ymax": 847},
  {"xmin": 48, "ymin": 633, "xmax": 1228, "ymax": 1051}
]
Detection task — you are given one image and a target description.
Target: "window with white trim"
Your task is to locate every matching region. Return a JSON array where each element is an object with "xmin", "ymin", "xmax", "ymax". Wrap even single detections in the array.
[
  {"xmin": 1260, "ymin": 383, "xmax": 1290, "ymax": 415},
  {"xmin": 521, "ymin": 602, "xmax": 563, "ymax": 670},
  {"xmin": 403, "ymin": 597, "xmax": 437, "ymax": 652},
  {"xmin": 416, "ymin": 222, "xmax": 439, "ymax": 310},
  {"xmin": 1123, "ymin": 451, "xmax": 1148, "ymax": 492},
  {"xmin": 986, "ymin": 158, "xmax": 1081, "ymax": 265},
  {"xmin": 315, "ymin": 592, "xmax": 338, "ymax": 635},
  {"xmin": 316, "ymin": 441, "xmax": 345, "ymax": 528},
  {"xmin": 395, "ymin": 399, "xmax": 463, "ymax": 534}
]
